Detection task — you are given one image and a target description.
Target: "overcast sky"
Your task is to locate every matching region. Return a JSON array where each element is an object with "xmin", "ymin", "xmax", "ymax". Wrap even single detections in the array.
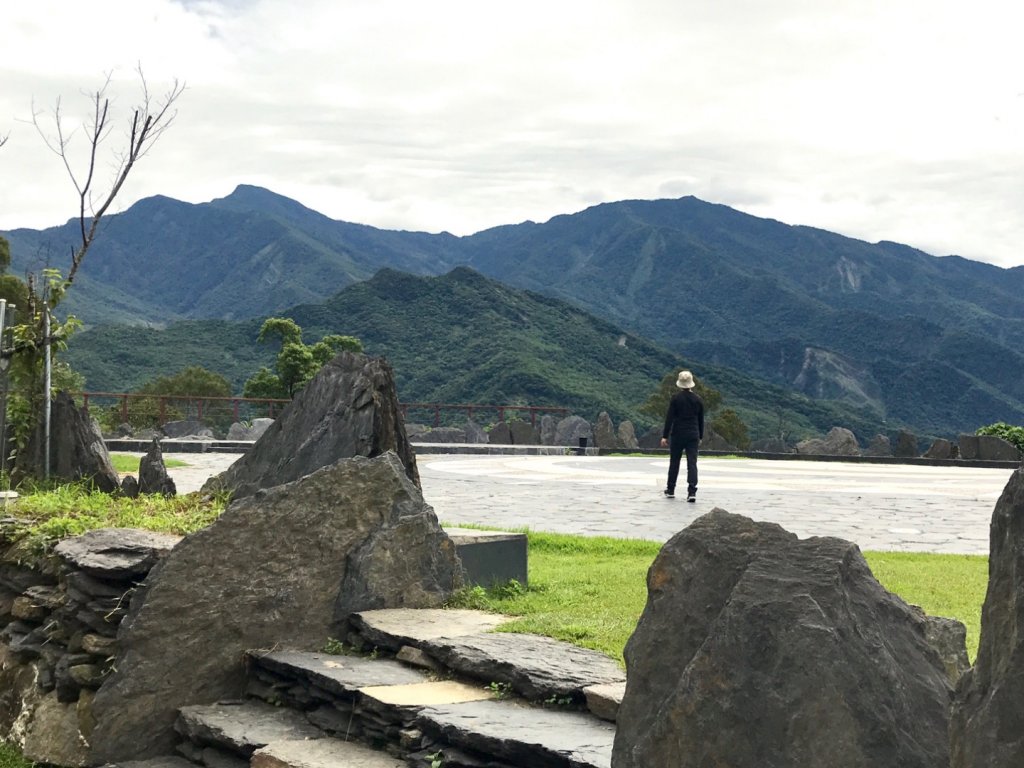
[{"xmin": 3, "ymin": 0, "xmax": 1024, "ymax": 267}]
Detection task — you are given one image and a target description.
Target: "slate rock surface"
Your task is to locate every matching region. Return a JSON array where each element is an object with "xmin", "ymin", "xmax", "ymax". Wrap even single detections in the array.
[
  {"xmin": 250, "ymin": 650, "xmax": 427, "ymax": 697},
  {"xmin": 88, "ymin": 452, "xmax": 461, "ymax": 763},
  {"xmin": 138, "ymin": 440, "xmax": 176, "ymax": 497},
  {"xmin": 251, "ymin": 738, "xmax": 405, "ymax": 768},
  {"xmin": 53, "ymin": 528, "xmax": 181, "ymax": 580},
  {"xmin": 951, "ymin": 468, "xmax": 1024, "ymax": 766},
  {"xmin": 176, "ymin": 701, "xmax": 322, "ymax": 756},
  {"xmin": 349, "ymin": 608, "xmax": 512, "ymax": 651},
  {"xmin": 205, "ymin": 351, "xmax": 419, "ymax": 498},
  {"xmin": 613, "ymin": 508, "xmax": 954, "ymax": 768},
  {"xmin": 420, "ymin": 632, "xmax": 625, "ymax": 701},
  {"xmin": 417, "ymin": 699, "xmax": 614, "ymax": 768},
  {"xmin": 592, "ymin": 412, "xmax": 617, "ymax": 449}
]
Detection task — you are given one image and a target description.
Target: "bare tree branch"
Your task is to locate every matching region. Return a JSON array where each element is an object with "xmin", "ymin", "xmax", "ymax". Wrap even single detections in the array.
[{"xmin": 31, "ymin": 67, "xmax": 185, "ymax": 296}]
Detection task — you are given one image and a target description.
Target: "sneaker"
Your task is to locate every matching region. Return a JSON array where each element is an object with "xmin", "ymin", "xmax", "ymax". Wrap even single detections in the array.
[
  {"xmin": 686, "ymin": 494, "xmax": 696, "ymax": 503},
  {"xmin": 663, "ymin": 489, "xmax": 675, "ymax": 498}
]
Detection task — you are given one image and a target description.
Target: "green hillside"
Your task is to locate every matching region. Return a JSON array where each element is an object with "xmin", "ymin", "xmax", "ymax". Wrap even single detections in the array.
[{"xmin": 65, "ymin": 268, "xmax": 889, "ymax": 442}]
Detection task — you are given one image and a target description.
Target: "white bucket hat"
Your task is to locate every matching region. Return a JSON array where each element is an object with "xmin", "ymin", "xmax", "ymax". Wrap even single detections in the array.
[{"xmin": 676, "ymin": 370, "xmax": 695, "ymax": 389}]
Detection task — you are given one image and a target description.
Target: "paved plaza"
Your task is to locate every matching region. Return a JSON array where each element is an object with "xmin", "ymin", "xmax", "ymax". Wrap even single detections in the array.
[
  {"xmin": 417, "ymin": 454, "xmax": 1016, "ymax": 555},
  {"xmin": 163, "ymin": 451, "xmax": 1018, "ymax": 555}
]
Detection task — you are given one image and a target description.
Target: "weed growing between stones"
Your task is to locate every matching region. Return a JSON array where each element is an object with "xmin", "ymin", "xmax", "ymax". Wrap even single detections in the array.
[{"xmin": 486, "ymin": 681, "xmax": 512, "ymax": 700}]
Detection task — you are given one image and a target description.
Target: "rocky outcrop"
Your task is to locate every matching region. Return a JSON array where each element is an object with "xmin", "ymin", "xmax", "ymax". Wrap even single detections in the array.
[
  {"xmin": 795, "ymin": 426, "xmax": 860, "ymax": 456},
  {"xmin": 204, "ymin": 352, "xmax": 418, "ymax": 499},
  {"xmin": 613, "ymin": 509, "xmax": 956, "ymax": 768},
  {"xmin": 88, "ymin": 452, "xmax": 461, "ymax": 763},
  {"xmin": 951, "ymin": 469, "xmax": 1024, "ymax": 766},
  {"xmin": 617, "ymin": 420, "xmax": 639, "ymax": 450}
]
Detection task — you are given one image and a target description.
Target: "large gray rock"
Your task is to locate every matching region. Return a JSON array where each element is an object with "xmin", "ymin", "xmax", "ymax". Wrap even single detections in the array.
[
  {"xmin": 977, "ymin": 435, "xmax": 1021, "ymax": 461},
  {"xmin": 699, "ymin": 425, "xmax": 733, "ymax": 451},
  {"xmin": 613, "ymin": 509, "xmax": 954, "ymax": 768},
  {"xmin": 593, "ymin": 412, "xmax": 618, "ymax": 450},
  {"xmin": 555, "ymin": 416, "xmax": 592, "ymax": 447},
  {"xmin": 508, "ymin": 420, "xmax": 539, "ymax": 445},
  {"xmin": 88, "ymin": 452, "xmax": 461, "ymax": 763},
  {"xmin": 15, "ymin": 390, "xmax": 120, "ymax": 492},
  {"xmin": 795, "ymin": 426, "xmax": 860, "ymax": 456},
  {"xmin": 617, "ymin": 421, "xmax": 639, "ymax": 450},
  {"xmin": 924, "ymin": 438, "xmax": 955, "ymax": 460},
  {"xmin": 487, "ymin": 422, "xmax": 512, "ymax": 445},
  {"xmin": 951, "ymin": 469, "xmax": 1024, "ymax": 765},
  {"xmin": 894, "ymin": 429, "xmax": 919, "ymax": 458},
  {"xmin": 865, "ymin": 434, "xmax": 893, "ymax": 457},
  {"xmin": 539, "ymin": 415, "xmax": 557, "ymax": 446},
  {"xmin": 204, "ymin": 352, "xmax": 418, "ymax": 499},
  {"xmin": 464, "ymin": 420, "xmax": 488, "ymax": 444}
]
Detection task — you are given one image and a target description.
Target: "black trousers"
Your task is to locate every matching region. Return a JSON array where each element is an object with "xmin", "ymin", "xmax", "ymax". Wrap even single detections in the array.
[{"xmin": 667, "ymin": 436, "xmax": 699, "ymax": 495}]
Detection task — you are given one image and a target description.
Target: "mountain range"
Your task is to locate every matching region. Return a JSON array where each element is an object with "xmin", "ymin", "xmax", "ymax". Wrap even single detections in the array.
[{"xmin": 5, "ymin": 184, "xmax": 1024, "ymax": 439}]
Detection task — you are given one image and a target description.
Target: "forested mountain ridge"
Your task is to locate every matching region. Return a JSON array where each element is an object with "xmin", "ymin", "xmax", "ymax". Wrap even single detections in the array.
[
  {"xmin": 8, "ymin": 185, "xmax": 1024, "ymax": 436},
  {"xmin": 64, "ymin": 267, "xmax": 885, "ymax": 441}
]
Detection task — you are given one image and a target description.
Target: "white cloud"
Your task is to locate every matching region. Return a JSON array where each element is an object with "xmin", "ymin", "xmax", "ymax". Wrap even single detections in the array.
[{"xmin": 2, "ymin": 0, "xmax": 1024, "ymax": 267}]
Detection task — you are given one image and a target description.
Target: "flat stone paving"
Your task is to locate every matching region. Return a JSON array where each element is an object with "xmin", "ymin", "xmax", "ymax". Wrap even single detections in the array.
[
  {"xmin": 417, "ymin": 454, "xmax": 1017, "ymax": 555},
  {"xmin": 154, "ymin": 451, "xmax": 1017, "ymax": 554}
]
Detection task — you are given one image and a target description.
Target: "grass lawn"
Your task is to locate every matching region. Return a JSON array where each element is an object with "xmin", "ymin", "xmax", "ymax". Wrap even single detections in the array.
[
  {"xmin": 109, "ymin": 452, "xmax": 187, "ymax": 473},
  {"xmin": 447, "ymin": 529, "xmax": 988, "ymax": 664},
  {"xmin": 0, "ymin": 743, "xmax": 31, "ymax": 768}
]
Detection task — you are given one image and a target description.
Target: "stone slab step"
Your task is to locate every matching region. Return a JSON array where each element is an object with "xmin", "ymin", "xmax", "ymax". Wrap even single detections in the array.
[
  {"xmin": 251, "ymin": 738, "xmax": 405, "ymax": 768},
  {"xmin": 176, "ymin": 700, "xmax": 322, "ymax": 756},
  {"xmin": 360, "ymin": 679, "xmax": 494, "ymax": 712},
  {"xmin": 419, "ymin": 632, "xmax": 626, "ymax": 702},
  {"xmin": 349, "ymin": 608, "xmax": 512, "ymax": 652},
  {"xmin": 248, "ymin": 649, "xmax": 428, "ymax": 697},
  {"xmin": 417, "ymin": 699, "xmax": 614, "ymax": 768},
  {"xmin": 582, "ymin": 682, "xmax": 625, "ymax": 723},
  {"xmin": 101, "ymin": 759, "xmax": 198, "ymax": 768}
]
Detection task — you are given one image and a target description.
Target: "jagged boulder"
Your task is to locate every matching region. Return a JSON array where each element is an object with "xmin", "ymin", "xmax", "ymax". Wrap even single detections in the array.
[
  {"xmin": 203, "ymin": 352, "xmax": 418, "ymax": 499},
  {"xmin": 138, "ymin": 440, "xmax": 176, "ymax": 497},
  {"xmin": 951, "ymin": 469, "xmax": 1024, "ymax": 765},
  {"xmin": 88, "ymin": 452, "xmax": 462, "ymax": 763},
  {"xmin": 14, "ymin": 390, "xmax": 120, "ymax": 492},
  {"xmin": 613, "ymin": 509, "xmax": 955, "ymax": 768},
  {"xmin": 225, "ymin": 418, "xmax": 274, "ymax": 441}
]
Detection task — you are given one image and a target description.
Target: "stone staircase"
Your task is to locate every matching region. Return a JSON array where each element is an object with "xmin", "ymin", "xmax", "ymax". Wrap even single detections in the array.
[{"xmin": 109, "ymin": 608, "xmax": 625, "ymax": 768}]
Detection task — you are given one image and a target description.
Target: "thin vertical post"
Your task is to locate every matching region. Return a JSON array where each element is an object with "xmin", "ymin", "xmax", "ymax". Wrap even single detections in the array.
[{"xmin": 43, "ymin": 311, "xmax": 51, "ymax": 480}]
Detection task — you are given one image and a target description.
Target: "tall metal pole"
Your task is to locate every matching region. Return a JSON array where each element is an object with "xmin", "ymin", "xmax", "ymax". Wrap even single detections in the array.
[
  {"xmin": 0, "ymin": 300, "xmax": 7, "ymax": 476},
  {"xmin": 43, "ymin": 309, "xmax": 51, "ymax": 480}
]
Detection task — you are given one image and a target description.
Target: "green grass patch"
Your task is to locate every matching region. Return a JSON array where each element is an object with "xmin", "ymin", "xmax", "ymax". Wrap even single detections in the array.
[
  {"xmin": 445, "ymin": 529, "xmax": 988, "ymax": 664},
  {"xmin": 109, "ymin": 453, "xmax": 187, "ymax": 473},
  {"xmin": 0, "ymin": 742, "xmax": 32, "ymax": 768},
  {"xmin": 9, "ymin": 485, "xmax": 226, "ymax": 559}
]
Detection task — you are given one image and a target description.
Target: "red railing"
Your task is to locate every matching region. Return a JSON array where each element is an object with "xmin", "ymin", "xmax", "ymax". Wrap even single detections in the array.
[{"xmin": 76, "ymin": 392, "xmax": 569, "ymax": 429}]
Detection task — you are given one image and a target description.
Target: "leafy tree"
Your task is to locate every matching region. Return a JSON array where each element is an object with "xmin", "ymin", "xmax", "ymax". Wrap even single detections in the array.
[
  {"xmin": 0, "ymin": 235, "xmax": 9, "ymax": 273},
  {"xmin": 638, "ymin": 370, "xmax": 723, "ymax": 423},
  {"xmin": 244, "ymin": 317, "xmax": 363, "ymax": 398},
  {"xmin": 139, "ymin": 366, "xmax": 231, "ymax": 398},
  {"xmin": 242, "ymin": 367, "xmax": 288, "ymax": 400},
  {"xmin": 711, "ymin": 408, "xmax": 751, "ymax": 449}
]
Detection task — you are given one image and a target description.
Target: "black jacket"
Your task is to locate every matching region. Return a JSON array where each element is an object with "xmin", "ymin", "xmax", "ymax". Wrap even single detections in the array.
[{"xmin": 663, "ymin": 390, "xmax": 705, "ymax": 442}]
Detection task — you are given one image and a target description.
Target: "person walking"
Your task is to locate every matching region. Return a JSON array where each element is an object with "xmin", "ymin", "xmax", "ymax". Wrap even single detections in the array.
[{"xmin": 660, "ymin": 370, "xmax": 705, "ymax": 501}]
